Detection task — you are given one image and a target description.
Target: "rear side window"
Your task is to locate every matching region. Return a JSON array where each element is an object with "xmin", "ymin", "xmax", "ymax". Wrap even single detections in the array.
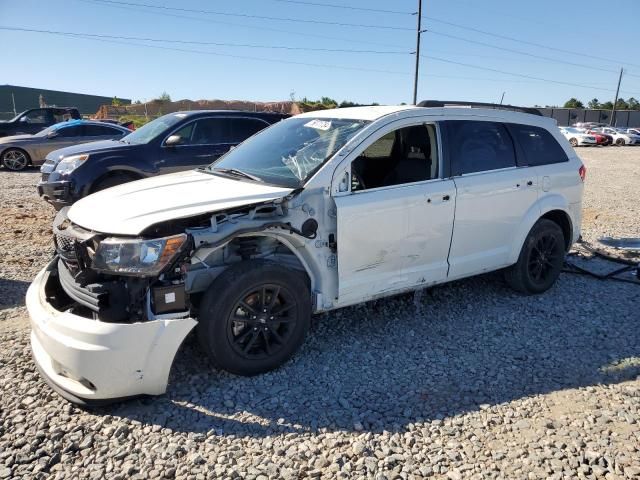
[
  {"xmin": 446, "ymin": 121, "xmax": 516, "ymax": 175},
  {"xmin": 191, "ymin": 118, "xmax": 230, "ymax": 145},
  {"xmin": 508, "ymin": 124, "xmax": 569, "ymax": 166},
  {"xmin": 229, "ymin": 118, "xmax": 268, "ymax": 143},
  {"xmin": 56, "ymin": 125, "xmax": 83, "ymax": 137},
  {"xmin": 84, "ymin": 125, "xmax": 124, "ymax": 136}
]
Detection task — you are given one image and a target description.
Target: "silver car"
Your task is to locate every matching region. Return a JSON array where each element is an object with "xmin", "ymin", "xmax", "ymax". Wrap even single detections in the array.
[{"xmin": 0, "ymin": 120, "xmax": 130, "ymax": 171}]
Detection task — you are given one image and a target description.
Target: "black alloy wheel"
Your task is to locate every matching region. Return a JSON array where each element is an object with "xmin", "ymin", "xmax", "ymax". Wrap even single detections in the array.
[
  {"xmin": 197, "ymin": 260, "xmax": 311, "ymax": 376},
  {"xmin": 227, "ymin": 284, "xmax": 297, "ymax": 360},
  {"xmin": 505, "ymin": 219, "xmax": 565, "ymax": 294}
]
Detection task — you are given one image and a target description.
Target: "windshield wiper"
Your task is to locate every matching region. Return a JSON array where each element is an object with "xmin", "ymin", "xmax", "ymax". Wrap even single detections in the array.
[{"xmin": 213, "ymin": 167, "xmax": 263, "ymax": 182}]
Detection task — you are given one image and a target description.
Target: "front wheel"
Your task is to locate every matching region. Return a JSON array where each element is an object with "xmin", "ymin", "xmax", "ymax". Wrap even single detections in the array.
[
  {"xmin": 505, "ymin": 219, "xmax": 565, "ymax": 294},
  {"xmin": 197, "ymin": 260, "xmax": 311, "ymax": 376},
  {"xmin": 2, "ymin": 148, "xmax": 30, "ymax": 171},
  {"xmin": 615, "ymin": 138, "xmax": 625, "ymax": 146},
  {"xmin": 569, "ymin": 138, "xmax": 578, "ymax": 147}
]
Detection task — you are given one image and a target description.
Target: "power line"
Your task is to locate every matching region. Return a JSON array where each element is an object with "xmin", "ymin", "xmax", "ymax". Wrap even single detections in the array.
[
  {"xmin": 426, "ymin": 29, "xmax": 622, "ymax": 76},
  {"xmin": 256, "ymin": 0, "xmax": 414, "ymax": 15},
  {"xmin": 87, "ymin": 0, "xmax": 413, "ymax": 31},
  {"xmin": 80, "ymin": 0, "xmax": 409, "ymax": 49},
  {"xmin": 421, "ymin": 14, "xmax": 640, "ymax": 72},
  {"xmin": 422, "ymin": 54, "xmax": 638, "ymax": 96},
  {"xmin": 0, "ymin": 26, "xmax": 410, "ymax": 54}
]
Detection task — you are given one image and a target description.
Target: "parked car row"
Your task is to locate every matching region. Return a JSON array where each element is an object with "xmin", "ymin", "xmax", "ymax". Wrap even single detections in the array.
[
  {"xmin": 23, "ymin": 101, "xmax": 587, "ymax": 404},
  {"xmin": 560, "ymin": 125, "xmax": 640, "ymax": 147}
]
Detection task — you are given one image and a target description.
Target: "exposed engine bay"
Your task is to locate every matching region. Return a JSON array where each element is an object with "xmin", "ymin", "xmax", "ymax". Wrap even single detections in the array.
[{"xmin": 48, "ymin": 190, "xmax": 336, "ymax": 324}]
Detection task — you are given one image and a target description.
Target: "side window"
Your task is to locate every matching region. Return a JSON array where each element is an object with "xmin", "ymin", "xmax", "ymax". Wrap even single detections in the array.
[
  {"xmin": 56, "ymin": 125, "xmax": 83, "ymax": 138},
  {"xmin": 447, "ymin": 121, "xmax": 516, "ymax": 175},
  {"xmin": 229, "ymin": 118, "xmax": 268, "ymax": 143},
  {"xmin": 84, "ymin": 125, "xmax": 125, "ymax": 136},
  {"xmin": 171, "ymin": 122, "xmax": 196, "ymax": 144},
  {"xmin": 508, "ymin": 124, "xmax": 569, "ymax": 166},
  {"xmin": 190, "ymin": 118, "xmax": 230, "ymax": 145},
  {"xmin": 22, "ymin": 109, "xmax": 49, "ymax": 124},
  {"xmin": 351, "ymin": 124, "xmax": 439, "ymax": 192}
]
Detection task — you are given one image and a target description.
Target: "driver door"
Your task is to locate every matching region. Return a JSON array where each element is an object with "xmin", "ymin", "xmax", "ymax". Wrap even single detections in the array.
[{"xmin": 333, "ymin": 122, "xmax": 456, "ymax": 307}]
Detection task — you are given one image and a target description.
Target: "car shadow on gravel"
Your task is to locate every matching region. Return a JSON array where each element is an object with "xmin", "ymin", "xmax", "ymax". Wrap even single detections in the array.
[
  {"xmin": 107, "ymin": 272, "xmax": 640, "ymax": 437},
  {"xmin": 0, "ymin": 278, "xmax": 30, "ymax": 310}
]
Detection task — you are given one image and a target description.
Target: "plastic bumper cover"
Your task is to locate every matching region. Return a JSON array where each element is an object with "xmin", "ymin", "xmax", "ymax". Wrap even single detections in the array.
[{"xmin": 27, "ymin": 266, "xmax": 197, "ymax": 404}]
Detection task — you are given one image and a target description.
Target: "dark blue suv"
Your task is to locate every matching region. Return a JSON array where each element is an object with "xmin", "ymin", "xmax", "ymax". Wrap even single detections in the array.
[{"xmin": 37, "ymin": 110, "xmax": 288, "ymax": 209}]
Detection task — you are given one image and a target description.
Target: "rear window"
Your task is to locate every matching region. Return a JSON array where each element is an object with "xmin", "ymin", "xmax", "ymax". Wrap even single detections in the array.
[
  {"xmin": 446, "ymin": 121, "xmax": 516, "ymax": 175},
  {"xmin": 508, "ymin": 124, "xmax": 569, "ymax": 166}
]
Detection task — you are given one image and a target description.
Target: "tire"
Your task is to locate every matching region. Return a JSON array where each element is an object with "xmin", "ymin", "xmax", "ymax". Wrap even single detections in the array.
[
  {"xmin": 2, "ymin": 148, "xmax": 30, "ymax": 171},
  {"xmin": 569, "ymin": 138, "xmax": 578, "ymax": 147},
  {"xmin": 504, "ymin": 219, "xmax": 566, "ymax": 294},
  {"xmin": 615, "ymin": 138, "xmax": 625, "ymax": 146},
  {"xmin": 197, "ymin": 260, "xmax": 311, "ymax": 376},
  {"xmin": 90, "ymin": 172, "xmax": 138, "ymax": 193}
]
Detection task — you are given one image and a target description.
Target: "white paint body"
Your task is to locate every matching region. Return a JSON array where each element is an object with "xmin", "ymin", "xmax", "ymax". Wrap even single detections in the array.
[
  {"xmin": 27, "ymin": 105, "xmax": 584, "ymax": 401},
  {"xmin": 559, "ymin": 127, "xmax": 597, "ymax": 146}
]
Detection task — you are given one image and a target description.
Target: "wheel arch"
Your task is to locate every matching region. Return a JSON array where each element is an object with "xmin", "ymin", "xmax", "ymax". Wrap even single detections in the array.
[
  {"xmin": 508, "ymin": 196, "xmax": 574, "ymax": 264},
  {"xmin": 88, "ymin": 168, "xmax": 144, "ymax": 194},
  {"xmin": 1, "ymin": 146, "xmax": 32, "ymax": 165}
]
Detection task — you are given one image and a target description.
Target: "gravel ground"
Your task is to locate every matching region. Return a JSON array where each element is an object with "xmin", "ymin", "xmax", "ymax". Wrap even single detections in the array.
[{"xmin": 0, "ymin": 147, "xmax": 639, "ymax": 479}]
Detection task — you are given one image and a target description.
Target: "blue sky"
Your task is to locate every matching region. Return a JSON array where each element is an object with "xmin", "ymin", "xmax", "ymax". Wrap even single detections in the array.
[{"xmin": 1, "ymin": 0, "xmax": 639, "ymax": 106}]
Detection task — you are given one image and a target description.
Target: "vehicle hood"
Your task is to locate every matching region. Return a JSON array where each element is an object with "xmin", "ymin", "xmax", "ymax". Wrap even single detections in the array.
[
  {"xmin": 0, "ymin": 134, "xmax": 35, "ymax": 144},
  {"xmin": 68, "ymin": 169, "xmax": 295, "ymax": 235},
  {"xmin": 47, "ymin": 139, "xmax": 135, "ymax": 160}
]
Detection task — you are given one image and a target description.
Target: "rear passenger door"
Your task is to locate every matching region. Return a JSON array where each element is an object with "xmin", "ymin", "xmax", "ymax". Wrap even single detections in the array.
[{"xmin": 445, "ymin": 120, "xmax": 538, "ymax": 279}]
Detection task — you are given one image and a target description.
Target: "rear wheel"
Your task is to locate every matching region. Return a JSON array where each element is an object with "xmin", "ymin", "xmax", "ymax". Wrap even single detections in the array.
[
  {"xmin": 197, "ymin": 260, "xmax": 311, "ymax": 376},
  {"xmin": 569, "ymin": 138, "xmax": 578, "ymax": 147},
  {"xmin": 2, "ymin": 148, "xmax": 30, "ymax": 171},
  {"xmin": 90, "ymin": 172, "xmax": 138, "ymax": 193},
  {"xmin": 505, "ymin": 219, "xmax": 565, "ymax": 294}
]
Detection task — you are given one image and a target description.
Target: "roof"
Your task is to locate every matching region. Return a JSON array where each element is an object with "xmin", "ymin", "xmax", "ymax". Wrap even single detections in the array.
[
  {"xmin": 169, "ymin": 110, "xmax": 289, "ymax": 117},
  {"xmin": 294, "ymin": 104, "xmax": 556, "ymax": 127},
  {"xmin": 296, "ymin": 105, "xmax": 418, "ymax": 121}
]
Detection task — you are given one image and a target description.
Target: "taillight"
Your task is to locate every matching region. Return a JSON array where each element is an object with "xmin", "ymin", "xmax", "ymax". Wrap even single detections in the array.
[{"xmin": 579, "ymin": 165, "xmax": 586, "ymax": 182}]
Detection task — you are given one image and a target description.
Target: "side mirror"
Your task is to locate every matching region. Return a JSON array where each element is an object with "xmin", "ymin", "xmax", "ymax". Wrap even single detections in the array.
[
  {"xmin": 47, "ymin": 131, "xmax": 59, "ymax": 139},
  {"xmin": 165, "ymin": 135, "xmax": 183, "ymax": 146}
]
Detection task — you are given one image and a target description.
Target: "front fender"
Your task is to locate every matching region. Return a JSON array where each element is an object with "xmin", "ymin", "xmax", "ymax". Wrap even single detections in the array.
[{"xmin": 508, "ymin": 194, "xmax": 572, "ymax": 264}]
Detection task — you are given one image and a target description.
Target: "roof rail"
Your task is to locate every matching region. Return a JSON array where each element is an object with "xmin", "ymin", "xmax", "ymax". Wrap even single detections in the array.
[{"xmin": 417, "ymin": 100, "xmax": 542, "ymax": 116}]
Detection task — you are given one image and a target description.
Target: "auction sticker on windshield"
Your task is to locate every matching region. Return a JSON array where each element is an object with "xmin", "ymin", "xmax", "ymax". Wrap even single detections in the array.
[{"xmin": 304, "ymin": 119, "xmax": 332, "ymax": 131}]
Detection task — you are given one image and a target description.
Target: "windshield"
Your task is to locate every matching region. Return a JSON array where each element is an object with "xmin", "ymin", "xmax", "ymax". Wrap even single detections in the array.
[
  {"xmin": 121, "ymin": 113, "xmax": 187, "ymax": 145},
  {"xmin": 564, "ymin": 128, "xmax": 581, "ymax": 133},
  {"xmin": 208, "ymin": 117, "xmax": 369, "ymax": 187}
]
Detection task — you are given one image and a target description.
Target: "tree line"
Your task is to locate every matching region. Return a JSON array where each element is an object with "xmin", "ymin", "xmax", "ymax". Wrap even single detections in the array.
[{"xmin": 561, "ymin": 97, "xmax": 640, "ymax": 110}]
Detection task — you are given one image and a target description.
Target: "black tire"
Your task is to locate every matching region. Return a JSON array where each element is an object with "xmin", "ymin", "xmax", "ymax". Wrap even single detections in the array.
[
  {"xmin": 2, "ymin": 148, "xmax": 31, "ymax": 171},
  {"xmin": 91, "ymin": 172, "xmax": 138, "ymax": 193},
  {"xmin": 505, "ymin": 219, "xmax": 565, "ymax": 294},
  {"xmin": 569, "ymin": 138, "xmax": 578, "ymax": 147},
  {"xmin": 197, "ymin": 260, "xmax": 311, "ymax": 376},
  {"xmin": 615, "ymin": 138, "xmax": 625, "ymax": 146}
]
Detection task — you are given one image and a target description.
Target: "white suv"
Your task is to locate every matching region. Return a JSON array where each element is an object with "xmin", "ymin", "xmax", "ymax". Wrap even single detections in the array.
[{"xmin": 27, "ymin": 102, "xmax": 585, "ymax": 404}]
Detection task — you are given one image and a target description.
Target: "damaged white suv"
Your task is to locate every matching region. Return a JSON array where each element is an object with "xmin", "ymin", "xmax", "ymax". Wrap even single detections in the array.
[{"xmin": 27, "ymin": 101, "xmax": 585, "ymax": 404}]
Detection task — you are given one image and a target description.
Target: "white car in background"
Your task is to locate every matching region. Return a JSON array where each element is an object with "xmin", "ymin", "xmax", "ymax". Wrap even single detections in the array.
[
  {"xmin": 592, "ymin": 127, "xmax": 640, "ymax": 146},
  {"xmin": 559, "ymin": 127, "xmax": 597, "ymax": 147},
  {"xmin": 625, "ymin": 128, "xmax": 640, "ymax": 137}
]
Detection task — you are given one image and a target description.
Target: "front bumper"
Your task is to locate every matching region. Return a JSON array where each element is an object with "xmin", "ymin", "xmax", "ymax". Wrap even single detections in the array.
[
  {"xmin": 37, "ymin": 180, "xmax": 74, "ymax": 209},
  {"xmin": 27, "ymin": 265, "xmax": 197, "ymax": 405}
]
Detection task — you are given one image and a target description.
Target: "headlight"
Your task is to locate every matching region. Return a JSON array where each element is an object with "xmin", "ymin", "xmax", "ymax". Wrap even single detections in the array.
[
  {"xmin": 55, "ymin": 154, "xmax": 89, "ymax": 174},
  {"xmin": 92, "ymin": 234, "xmax": 187, "ymax": 276}
]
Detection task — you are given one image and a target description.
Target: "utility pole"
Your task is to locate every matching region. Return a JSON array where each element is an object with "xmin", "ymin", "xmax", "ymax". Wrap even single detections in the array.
[
  {"xmin": 412, "ymin": 0, "xmax": 423, "ymax": 105},
  {"xmin": 499, "ymin": 92, "xmax": 506, "ymax": 105},
  {"xmin": 610, "ymin": 67, "xmax": 624, "ymax": 126},
  {"xmin": 11, "ymin": 93, "xmax": 16, "ymax": 116}
]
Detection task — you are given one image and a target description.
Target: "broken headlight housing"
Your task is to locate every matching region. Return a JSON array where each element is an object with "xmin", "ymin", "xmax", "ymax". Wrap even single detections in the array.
[{"xmin": 92, "ymin": 234, "xmax": 187, "ymax": 276}]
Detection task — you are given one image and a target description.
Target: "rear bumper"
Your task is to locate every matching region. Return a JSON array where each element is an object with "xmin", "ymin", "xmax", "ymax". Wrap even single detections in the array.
[{"xmin": 27, "ymin": 265, "xmax": 197, "ymax": 404}]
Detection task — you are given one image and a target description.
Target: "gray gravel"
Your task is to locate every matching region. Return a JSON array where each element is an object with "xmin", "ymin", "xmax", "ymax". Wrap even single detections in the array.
[{"xmin": 1, "ymin": 148, "xmax": 639, "ymax": 479}]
